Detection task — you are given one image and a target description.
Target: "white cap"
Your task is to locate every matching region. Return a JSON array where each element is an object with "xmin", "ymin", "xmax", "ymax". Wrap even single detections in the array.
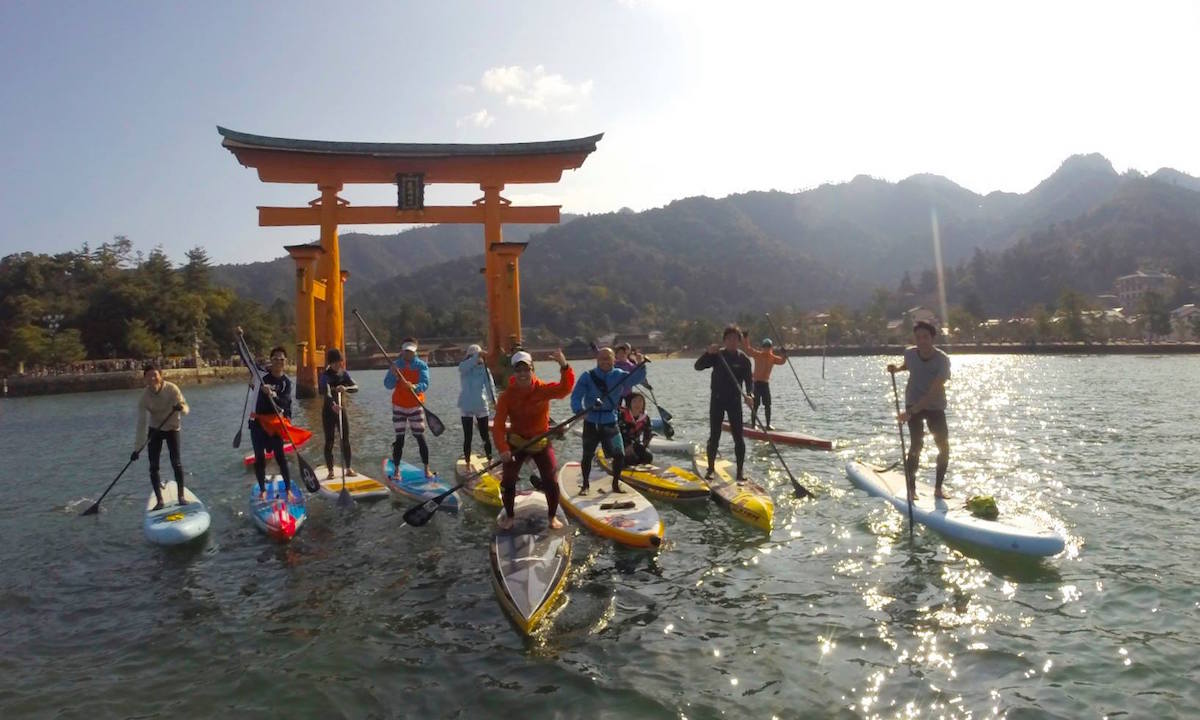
[
  {"xmin": 466, "ymin": 343, "xmax": 482, "ymax": 356},
  {"xmin": 511, "ymin": 350, "xmax": 533, "ymax": 367},
  {"xmin": 401, "ymin": 342, "xmax": 418, "ymax": 352}
]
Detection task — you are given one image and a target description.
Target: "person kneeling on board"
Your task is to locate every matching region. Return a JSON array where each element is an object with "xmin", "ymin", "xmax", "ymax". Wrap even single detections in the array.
[
  {"xmin": 132, "ymin": 363, "xmax": 189, "ymax": 510},
  {"xmin": 887, "ymin": 320, "xmax": 952, "ymax": 500},
  {"xmin": 492, "ymin": 349, "xmax": 574, "ymax": 531},
  {"xmin": 619, "ymin": 392, "xmax": 654, "ymax": 466},
  {"xmin": 320, "ymin": 347, "xmax": 358, "ymax": 479}
]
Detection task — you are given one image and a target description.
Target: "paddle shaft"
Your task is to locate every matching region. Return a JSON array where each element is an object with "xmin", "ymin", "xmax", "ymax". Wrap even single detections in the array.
[
  {"xmin": 232, "ymin": 382, "xmax": 252, "ymax": 448},
  {"xmin": 352, "ymin": 309, "xmax": 445, "ymax": 436},
  {"xmin": 81, "ymin": 409, "xmax": 179, "ymax": 516},
  {"xmin": 713, "ymin": 350, "xmax": 810, "ymax": 497},
  {"xmin": 765, "ymin": 313, "xmax": 817, "ymax": 411},
  {"xmin": 890, "ymin": 371, "xmax": 915, "ymax": 537},
  {"xmin": 237, "ymin": 330, "xmax": 318, "ymax": 492},
  {"xmin": 404, "ymin": 359, "xmax": 649, "ymax": 526}
]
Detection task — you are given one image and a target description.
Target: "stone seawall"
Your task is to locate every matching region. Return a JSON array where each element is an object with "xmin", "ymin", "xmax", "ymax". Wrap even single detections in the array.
[{"xmin": 2, "ymin": 366, "xmax": 268, "ymax": 398}]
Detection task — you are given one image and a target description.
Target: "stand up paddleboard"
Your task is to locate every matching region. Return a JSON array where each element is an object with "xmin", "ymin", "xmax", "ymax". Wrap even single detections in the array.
[
  {"xmin": 692, "ymin": 448, "xmax": 774, "ymax": 532},
  {"xmin": 456, "ymin": 453, "xmax": 503, "ymax": 507},
  {"xmin": 595, "ymin": 452, "xmax": 710, "ymax": 502},
  {"xmin": 845, "ymin": 461, "xmax": 1066, "ymax": 557},
  {"xmin": 490, "ymin": 492, "xmax": 571, "ymax": 635},
  {"xmin": 248, "ymin": 476, "xmax": 307, "ymax": 541},
  {"xmin": 723, "ymin": 422, "xmax": 833, "ymax": 450},
  {"xmin": 557, "ymin": 462, "xmax": 664, "ymax": 548},
  {"xmin": 315, "ymin": 464, "xmax": 389, "ymax": 501},
  {"xmin": 383, "ymin": 458, "xmax": 458, "ymax": 513},
  {"xmin": 570, "ymin": 423, "xmax": 690, "ymax": 455},
  {"xmin": 143, "ymin": 484, "xmax": 210, "ymax": 546}
]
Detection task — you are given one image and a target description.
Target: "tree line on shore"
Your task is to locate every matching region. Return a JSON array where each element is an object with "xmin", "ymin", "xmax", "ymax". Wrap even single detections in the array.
[{"xmin": 0, "ymin": 237, "xmax": 292, "ymax": 374}]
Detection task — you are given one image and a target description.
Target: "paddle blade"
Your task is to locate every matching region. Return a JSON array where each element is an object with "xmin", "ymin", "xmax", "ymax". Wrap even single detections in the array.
[
  {"xmin": 656, "ymin": 406, "xmax": 673, "ymax": 423},
  {"xmin": 232, "ymin": 429, "xmax": 243, "ymax": 449},
  {"xmin": 403, "ymin": 498, "xmax": 442, "ymax": 527},
  {"xmin": 425, "ymin": 408, "xmax": 446, "ymax": 437},
  {"xmin": 80, "ymin": 502, "xmax": 100, "ymax": 516},
  {"xmin": 337, "ymin": 488, "xmax": 354, "ymax": 508},
  {"xmin": 299, "ymin": 458, "xmax": 320, "ymax": 494}
]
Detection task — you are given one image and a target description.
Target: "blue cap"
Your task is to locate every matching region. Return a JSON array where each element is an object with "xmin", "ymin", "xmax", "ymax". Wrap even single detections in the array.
[{"xmin": 761, "ymin": 338, "xmax": 773, "ymax": 346}]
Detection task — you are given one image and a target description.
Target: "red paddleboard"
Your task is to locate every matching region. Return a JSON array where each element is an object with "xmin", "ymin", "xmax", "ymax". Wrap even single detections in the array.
[
  {"xmin": 242, "ymin": 433, "xmax": 313, "ymax": 466},
  {"xmin": 722, "ymin": 422, "xmax": 833, "ymax": 450}
]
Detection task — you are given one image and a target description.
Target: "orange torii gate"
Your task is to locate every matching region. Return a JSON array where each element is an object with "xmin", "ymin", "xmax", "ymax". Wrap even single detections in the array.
[{"xmin": 218, "ymin": 127, "xmax": 601, "ymax": 396}]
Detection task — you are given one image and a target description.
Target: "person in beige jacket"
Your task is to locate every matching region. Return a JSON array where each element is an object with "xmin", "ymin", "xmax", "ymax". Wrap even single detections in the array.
[{"xmin": 132, "ymin": 364, "xmax": 189, "ymax": 510}]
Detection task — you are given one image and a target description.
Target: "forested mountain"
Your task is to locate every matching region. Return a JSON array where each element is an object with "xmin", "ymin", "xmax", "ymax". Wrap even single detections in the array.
[{"xmin": 210, "ymin": 223, "xmax": 558, "ymax": 306}]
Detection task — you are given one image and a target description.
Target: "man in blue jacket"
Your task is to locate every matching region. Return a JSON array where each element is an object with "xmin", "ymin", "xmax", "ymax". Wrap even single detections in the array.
[{"xmin": 571, "ymin": 346, "xmax": 647, "ymax": 494}]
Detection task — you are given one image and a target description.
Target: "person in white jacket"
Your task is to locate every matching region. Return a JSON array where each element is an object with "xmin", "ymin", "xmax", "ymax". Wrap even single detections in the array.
[{"xmin": 457, "ymin": 344, "xmax": 495, "ymax": 461}]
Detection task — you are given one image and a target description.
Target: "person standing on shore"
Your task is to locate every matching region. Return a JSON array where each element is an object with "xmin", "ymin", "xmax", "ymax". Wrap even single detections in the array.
[
  {"xmin": 457, "ymin": 344, "xmax": 494, "ymax": 462},
  {"xmin": 384, "ymin": 337, "xmax": 434, "ymax": 478},
  {"xmin": 742, "ymin": 336, "xmax": 787, "ymax": 430},
  {"xmin": 887, "ymin": 320, "xmax": 952, "ymax": 499},
  {"xmin": 492, "ymin": 349, "xmax": 574, "ymax": 530},
  {"xmin": 319, "ymin": 348, "xmax": 358, "ymax": 479},
  {"xmin": 132, "ymin": 364, "xmax": 189, "ymax": 510},
  {"xmin": 570, "ymin": 346, "xmax": 647, "ymax": 494},
  {"xmin": 695, "ymin": 326, "xmax": 754, "ymax": 482}
]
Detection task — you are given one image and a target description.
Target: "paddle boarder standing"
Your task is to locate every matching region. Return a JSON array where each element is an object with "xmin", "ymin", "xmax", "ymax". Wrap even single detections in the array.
[
  {"xmin": 887, "ymin": 320, "xmax": 952, "ymax": 499},
  {"xmin": 743, "ymin": 336, "xmax": 787, "ymax": 430},
  {"xmin": 384, "ymin": 337, "xmax": 434, "ymax": 478},
  {"xmin": 132, "ymin": 363, "xmax": 189, "ymax": 510},
  {"xmin": 249, "ymin": 346, "xmax": 296, "ymax": 499},
  {"xmin": 492, "ymin": 349, "xmax": 574, "ymax": 530},
  {"xmin": 319, "ymin": 348, "xmax": 358, "ymax": 479},
  {"xmin": 457, "ymin": 344, "xmax": 494, "ymax": 462},
  {"xmin": 571, "ymin": 346, "xmax": 647, "ymax": 494},
  {"xmin": 695, "ymin": 326, "xmax": 754, "ymax": 482}
]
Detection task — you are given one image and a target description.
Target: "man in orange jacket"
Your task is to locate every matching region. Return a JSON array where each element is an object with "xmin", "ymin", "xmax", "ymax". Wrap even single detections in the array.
[{"xmin": 491, "ymin": 348, "xmax": 573, "ymax": 530}]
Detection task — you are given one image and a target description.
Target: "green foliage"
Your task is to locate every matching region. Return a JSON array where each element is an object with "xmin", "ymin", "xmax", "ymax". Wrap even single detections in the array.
[
  {"xmin": 1139, "ymin": 291, "xmax": 1172, "ymax": 337},
  {"xmin": 0, "ymin": 240, "xmax": 287, "ymax": 371}
]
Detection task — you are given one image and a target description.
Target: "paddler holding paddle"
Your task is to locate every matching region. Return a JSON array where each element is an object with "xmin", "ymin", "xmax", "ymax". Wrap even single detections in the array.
[
  {"xmin": 132, "ymin": 363, "xmax": 189, "ymax": 510},
  {"xmin": 384, "ymin": 337, "xmax": 434, "ymax": 478},
  {"xmin": 742, "ymin": 335, "xmax": 787, "ymax": 430},
  {"xmin": 319, "ymin": 348, "xmax": 358, "ymax": 479},
  {"xmin": 249, "ymin": 346, "xmax": 296, "ymax": 499},
  {"xmin": 695, "ymin": 325, "xmax": 754, "ymax": 482},
  {"xmin": 492, "ymin": 349, "xmax": 574, "ymax": 530},
  {"xmin": 887, "ymin": 320, "xmax": 952, "ymax": 500},
  {"xmin": 571, "ymin": 346, "xmax": 648, "ymax": 495}
]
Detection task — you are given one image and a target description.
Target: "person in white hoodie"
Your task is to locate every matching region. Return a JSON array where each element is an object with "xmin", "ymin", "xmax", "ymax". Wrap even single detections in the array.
[{"xmin": 457, "ymin": 344, "xmax": 495, "ymax": 461}]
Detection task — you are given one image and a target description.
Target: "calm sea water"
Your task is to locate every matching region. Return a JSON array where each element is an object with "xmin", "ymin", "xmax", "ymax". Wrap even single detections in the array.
[{"xmin": 1, "ymin": 356, "xmax": 1197, "ymax": 719}]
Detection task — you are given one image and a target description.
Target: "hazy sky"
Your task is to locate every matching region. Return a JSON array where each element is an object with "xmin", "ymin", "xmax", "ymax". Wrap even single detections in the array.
[{"xmin": 2, "ymin": 0, "xmax": 1197, "ymax": 264}]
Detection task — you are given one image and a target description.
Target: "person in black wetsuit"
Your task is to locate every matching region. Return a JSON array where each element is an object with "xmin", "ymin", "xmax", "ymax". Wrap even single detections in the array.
[
  {"xmin": 694, "ymin": 325, "xmax": 754, "ymax": 482},
  {"xmin": 249, "ymin": 346, "xmax": 294, "ymax": 499},
  {"xmin": 319, "ymin": 347, "xmax": 358, "ymax": 479}
]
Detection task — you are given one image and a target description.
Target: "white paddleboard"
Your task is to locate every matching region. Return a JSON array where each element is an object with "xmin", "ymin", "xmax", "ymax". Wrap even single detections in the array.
[
  {"xmin": 143, "ymin": 484, "xmax": 210, "ymax": 546},
  {"xmin": 845, "ymin": 461, "xmax": 1066, "ymax": 557},
  {"xmin": 557, "ymin": 462, "xmax": 664, "ymax": 548},
  {"xmin": 314, "ymin": 464, "xmax": 389, "ymax": 501}
]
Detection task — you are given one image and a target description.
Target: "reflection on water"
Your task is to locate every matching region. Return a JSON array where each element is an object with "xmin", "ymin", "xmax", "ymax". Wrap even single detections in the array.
[{"xmin": 1, "ymin": 356, "xmax": 1199, "ymax": 718}]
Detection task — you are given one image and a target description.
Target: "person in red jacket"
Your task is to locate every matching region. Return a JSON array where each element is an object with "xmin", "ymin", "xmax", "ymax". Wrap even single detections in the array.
[{"xmin": 491, "ymin": 348, "xmax": 574, "ymax": 530}]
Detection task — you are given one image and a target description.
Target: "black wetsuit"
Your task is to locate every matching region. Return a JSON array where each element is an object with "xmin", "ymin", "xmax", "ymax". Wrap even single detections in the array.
[
  {"xmin": 319, "ymin": 367, "xmax": 357, "ymax": 469},
  {"xmin": 694, "ymin": 349, "xmax": 753, "ymax": 480},
  {"xmin": 250, "ymin": 371, "xmax": 293, "ymax": 491}
]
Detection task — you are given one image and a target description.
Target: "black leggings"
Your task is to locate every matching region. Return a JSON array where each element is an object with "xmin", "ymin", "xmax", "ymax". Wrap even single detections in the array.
[
  {"xmin": 706, "ymin": 397, "xmax": 746, "ymax": 479},
  {"xmin": 393, "ymin": 434, "xmax": 430, "ymax": 467},
  {"xmin": 250, "ymin": 420, "xmax": 290, "ymax": 490},
  {"xmin": 906, "ymin": 409, "xmax": 950, "ymax": 487},
  {"xmin": 752, "ymin": 380, "xmax": 772, "ymax": 427},
  {"xmin": 322, "ymin": 408, "xmax": 351, "ymax": 469},
  {"xmin": 625, "ymin": 443, "xmax": 653, "ymax": 466},
  {"xmin": 147, "ymin": 429, "xmax": 184, "ymax": 499},
  {"xmin": 580, "ymin": 421, "xmax": 624, "ymax": 490},
  {"xmin": 461, "ymin": 415, "xmax": 492, "ymax": 460}
]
